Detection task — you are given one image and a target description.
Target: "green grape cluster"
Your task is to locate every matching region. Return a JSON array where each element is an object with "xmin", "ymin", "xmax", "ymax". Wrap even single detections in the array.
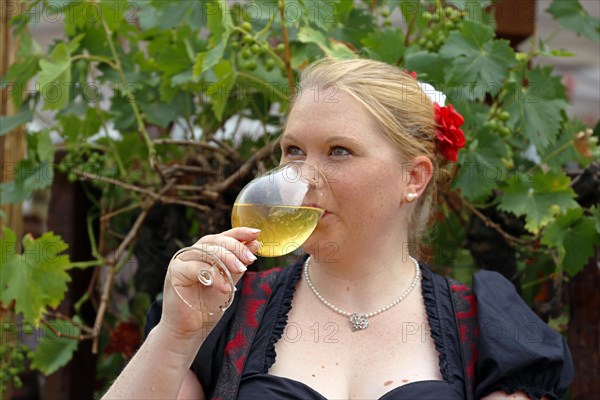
[
  {"xmin": 59, "ymin": 149, "xmax": 105, "ymax": 182},
  {"xmin": 484, "ymin": 106, "xmax": 512, "ymax": 137},
  {"xmin": 418, "ymin": 6, "xmax": 463, "ymax": 52},
  {"xmin": 379, "ymin": 6, "xmax": 392, "ymax": 27},
  {"xmin": 0, "ymin": 339, "xmax": 31, "ymax": 393},
  {"xmin": 230, "ymin": 21, "xmax": 282, "ymax": 72}
]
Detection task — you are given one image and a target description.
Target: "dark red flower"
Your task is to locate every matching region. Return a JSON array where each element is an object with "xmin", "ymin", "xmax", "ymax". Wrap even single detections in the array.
[
  {"xmin": 434, "ymin": 103, "xmax": 466, "ymax": 162},
  {"xmin": 104, "ymin": 321, "xmax": 141, "ymax": 358},
  {"xmin": 403, "ymin": 69, "xmax": 417, "ymax": 79}
]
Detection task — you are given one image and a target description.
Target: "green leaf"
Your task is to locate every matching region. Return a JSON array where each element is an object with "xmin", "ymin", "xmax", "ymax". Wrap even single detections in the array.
[
  {"xmin": 1, "ymin": 230, "xmax": 72, "ymax": 323},
  {"xmin": 31, "ymin": 319, "xmax": 80, "ymax": 375},
  {"xmin": 193, "ymin": 1, "xmax": 233, "ymax": 79},
  {"xmin": 36, "ymin": 130, "xmax": 56, "ymax": 163},
  {"xmin": 337, "ymin": 7, "xmax": 375, "ymax": 47},
  {"xmin": 37, "ymin": 43, "xmax": 72, "ymax": 110},
  {"xmin": 209, "ymin": 60, "xmax": 237, "ymax": 121},
  {"xmin": 97, "ymin": 0, "xmax": 123, "ymax": 31},
  {"xmin": 498, "ymin": 169, "xmax": 579, "ymax": 234},
  {"xmin": 0, "ymin": 109, "xmax": 33, "ymax": 136},
  {"xmin": 541, "ymin": 208, "xmax": 600, "ymax": 275},
  {"xmin": 206, "ymin": 0, "xmax": 233, "ymax": 42},
  {"xmin": 404, "ymin": 51, "xmax": 445, "ymax": 86},
  {"xmin": 0, "ymin": 55, "xmax": 41, "ymax": 107},
  {"xmin": 0, "ymin": 160, "xmax": 54, "ymax": 205},
  {"xmin": 298, "ymin": 26, "xmax": 329, "ymax": 50},
  {"xmin": 439, "ymin": 21, "xmax": 515, "ymax": 100},
  {"xmin": 193, "ymin": 39, "xmax": 229, "ymax": 78},
  {"xmin": 58, "ymin": 107, "xmax": 104, "ymax": 143},
  {"xmin": 453, "ymin": 129, "xmax": 508, "ymax": 202},
  {"xmin": 361, "ymin": 29, "xmax": 404, "ymax": 64},
  {"xmin": 140, "ymin": 102, "xmax": 179, "ymax": 128},
  {"xmin": 327, "ymin": 39, "xmax": 357, "ymax": 59},
  {"xmin": 547, "ymin": 0, "xmax": 600, "ymax": 42},
  {"xmin": 541, "ymin": 118, "xmax": 596, "ymax": 168},
  {"xmin": 503, "ymin": 66, "xmax": 568, "ymax": 149},
  {"xmin": 303, "ymin": 0, "xmax": 339, "ymax": 31},
  {"xmin": 298, "ymin": 26, "xmax": 355, "ymax": 59},
  {"xmin": 149, "ymin": 33, "xmax": 194, "ymax": 77}
]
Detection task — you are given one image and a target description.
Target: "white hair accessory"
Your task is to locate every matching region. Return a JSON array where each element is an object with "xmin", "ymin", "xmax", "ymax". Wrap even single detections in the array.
[{"xmin": 418, "ymin": 82, "xmax": 446, "ymax": 107}]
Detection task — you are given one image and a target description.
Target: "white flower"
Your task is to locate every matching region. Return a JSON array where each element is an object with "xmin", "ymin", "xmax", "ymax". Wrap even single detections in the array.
[{"xmin": 418, "ymin": 82, "xmax": 446, "ymax": 107}]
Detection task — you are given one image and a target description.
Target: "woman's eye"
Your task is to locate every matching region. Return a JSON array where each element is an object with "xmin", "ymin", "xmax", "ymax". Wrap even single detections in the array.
[
  {"xmin": 330, "ymin": 146, "xmax": 350, "ymax": 156},
  {"xmin": 285, "ymin": 145, "xmax": 304, "ymax": 156}
]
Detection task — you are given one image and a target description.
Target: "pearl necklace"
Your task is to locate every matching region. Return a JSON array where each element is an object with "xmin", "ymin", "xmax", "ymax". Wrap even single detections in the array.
[{"xmin": 303, "ymin": 256, "xmax": 421, "ymax": 331}]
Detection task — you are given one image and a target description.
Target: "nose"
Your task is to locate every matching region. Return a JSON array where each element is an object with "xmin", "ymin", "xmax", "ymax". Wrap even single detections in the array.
[{"xmin": 298, "ymin": 161, "xmax": 330, "ymax": 206}]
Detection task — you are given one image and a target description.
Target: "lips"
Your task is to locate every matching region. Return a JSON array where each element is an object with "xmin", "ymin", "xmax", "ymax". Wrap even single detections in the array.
[{"xmin": 303, "ymin": 203, "xmax": 330, "ymax": 217}]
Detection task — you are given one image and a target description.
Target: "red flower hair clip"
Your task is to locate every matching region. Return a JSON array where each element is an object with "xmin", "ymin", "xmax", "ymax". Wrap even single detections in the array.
[
  {"xmin": 433, "ymin": 103, "xmax": 466, "ymax": 162},
  {"xmin": 404, "ymin": 70, "xmax": 466, "ymax": 162}
]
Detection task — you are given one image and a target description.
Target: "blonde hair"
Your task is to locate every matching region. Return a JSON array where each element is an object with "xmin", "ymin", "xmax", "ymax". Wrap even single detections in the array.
[{"xmin": 292, "ymin": 57, "xmax": 455, "ymax": 257}]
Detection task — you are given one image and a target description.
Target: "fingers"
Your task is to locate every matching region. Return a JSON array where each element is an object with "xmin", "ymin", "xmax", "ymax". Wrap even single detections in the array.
[
  {"xmin": 194, "ymin": 228, "xmax": 262, "ymax": 269},
  {"xmin": 217, "ymin": 227, "xmax": 262, "ymax": 243},
  {"xmin": 170, "ymin": 228, "xmax": 262, "ymax": 296},
  {"xmin": 165, "ymin": 228, "xmax": 263, "ymax": 316},
  {"xmin": 169, "ymin": 253, "xmax": 237, "ymax": 294}
]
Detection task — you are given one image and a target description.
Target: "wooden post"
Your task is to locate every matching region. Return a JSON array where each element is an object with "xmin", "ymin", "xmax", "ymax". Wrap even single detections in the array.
[
  {"xmin": 1, "ymin": 1, "xmax": 26, "ymax": 234},
  {"xmin": 1, "ymin": 2, "xmax": 26, "ymax": 400}
]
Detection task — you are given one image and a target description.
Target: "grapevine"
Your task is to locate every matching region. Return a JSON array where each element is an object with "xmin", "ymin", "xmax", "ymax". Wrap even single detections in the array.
[
  {"xmin": 418, "ymin": 6, "xmax": 464, "ymax": 52},
  {"xmin": 0, "ymin": 338, "xmax": 30, "ymax": 393}
]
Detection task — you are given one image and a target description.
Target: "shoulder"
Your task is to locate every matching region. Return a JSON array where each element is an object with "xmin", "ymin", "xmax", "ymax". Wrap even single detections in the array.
[{"xmin": 471, "ymin": 269, "xmax": 574, "ymax": 400}]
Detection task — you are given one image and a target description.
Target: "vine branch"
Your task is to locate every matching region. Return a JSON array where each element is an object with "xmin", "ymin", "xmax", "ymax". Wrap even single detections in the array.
[
  {"xmin": 211, "ymin": 138, "xmax": 280, "ymax": 193},
  {"xmin": 449, "ymin": 192, "xmax": 534, "ymax": 246},
  {"xmin": 279, "ymin": 0, "xmax": 295, "ymax": 99},
  {"xmin": 91, "ymin": 180, "xmax": 176, "ymax": 353}
]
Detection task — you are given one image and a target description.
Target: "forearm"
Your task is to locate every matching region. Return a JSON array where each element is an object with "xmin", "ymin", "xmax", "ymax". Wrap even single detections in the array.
[{"xmin": 102, "ymin": 323, "xmax": 202, "ymax": 399}]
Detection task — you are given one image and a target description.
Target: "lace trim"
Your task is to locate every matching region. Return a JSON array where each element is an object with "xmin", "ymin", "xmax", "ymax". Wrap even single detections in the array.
[
  {"xmin": 263, "ymin": 257, "xmax": 306, "ymax": 372},
  {"xmin": 420, "ymin": 265, "xmax": 450, "ymax": 381}
]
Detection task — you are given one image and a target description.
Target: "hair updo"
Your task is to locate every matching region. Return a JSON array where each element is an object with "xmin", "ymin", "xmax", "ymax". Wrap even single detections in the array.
[{"xmin": 292, "ymin": 57, "xmax": 457, "ymax": 255}]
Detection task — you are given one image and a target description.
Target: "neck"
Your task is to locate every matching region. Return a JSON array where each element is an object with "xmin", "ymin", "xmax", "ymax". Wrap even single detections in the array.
[{"xmin": 303, "ymin": 240, "xmax": 419, "ymax": 313}]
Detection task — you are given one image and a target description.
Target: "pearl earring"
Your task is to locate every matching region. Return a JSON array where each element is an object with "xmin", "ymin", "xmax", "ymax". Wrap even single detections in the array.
[{"xmin": 406, "ymin": 192, "xmax": 418, "ymax": 202}]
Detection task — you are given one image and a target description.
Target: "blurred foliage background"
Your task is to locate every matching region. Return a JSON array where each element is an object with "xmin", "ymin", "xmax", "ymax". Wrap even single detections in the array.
[{"xmin": 0, "ymin": 0, "xmax": 598, "ymax": 398}]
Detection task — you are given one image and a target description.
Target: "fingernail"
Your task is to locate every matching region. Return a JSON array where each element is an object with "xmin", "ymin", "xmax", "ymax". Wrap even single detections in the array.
[
  {"xmin": 245, "ymin": 250, "xmax": 257, "ymax": 262},
  {"xmin": 247, "ymin": 228, "xmax": 261, "ymax": 234},
  {"xmin": 235, "ymin": 259, "xmax": 247, "ymax": 272}
]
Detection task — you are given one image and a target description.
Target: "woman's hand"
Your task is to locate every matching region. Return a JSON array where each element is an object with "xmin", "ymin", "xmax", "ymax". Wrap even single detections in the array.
[{"xmin": 157, "ymin": 227, "xmax": 262, "ymax": 342}]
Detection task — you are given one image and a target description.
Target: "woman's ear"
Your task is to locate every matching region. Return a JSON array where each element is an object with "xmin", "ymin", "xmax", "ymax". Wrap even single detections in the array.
[{"xmin": 403, "ymin": 156, "xmax": 433, "ymax": 200}]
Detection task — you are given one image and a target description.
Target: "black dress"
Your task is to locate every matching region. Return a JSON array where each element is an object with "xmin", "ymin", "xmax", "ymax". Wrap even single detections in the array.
[{"xmin": 145, "ymin": 258, "xmax": 573, "ymax": 399}]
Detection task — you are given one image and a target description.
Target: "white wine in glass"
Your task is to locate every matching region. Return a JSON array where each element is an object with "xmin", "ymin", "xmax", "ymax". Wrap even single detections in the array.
[
  {"xmin": 231, "ymin": 204, "xmax": 324, "ymax": 257},
  {"xmin": 231, "ymin": 161, "xmax": 329, "ymax": 257}
]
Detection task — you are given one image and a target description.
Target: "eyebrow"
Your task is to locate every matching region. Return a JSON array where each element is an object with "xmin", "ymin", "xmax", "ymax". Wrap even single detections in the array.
[{"xmin": 281, "ymin": 134, "xmax": 360, "ymax": 145}]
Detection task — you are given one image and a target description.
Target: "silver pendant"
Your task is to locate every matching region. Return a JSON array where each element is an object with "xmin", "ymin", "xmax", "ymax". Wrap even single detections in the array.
[{"xmin": 349, "ymin": 313, "xmax": 369, "ymax": 331}]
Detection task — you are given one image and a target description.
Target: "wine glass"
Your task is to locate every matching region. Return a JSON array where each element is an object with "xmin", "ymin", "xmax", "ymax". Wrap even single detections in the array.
[
  {"xmin": 169, "ymin": 161, "xmax": 329, "ymax": 314},
  {"xmin": 231, "ymin": 161, "xmax": 330, "ymax": 257},
  {"xmin": 168, "ymin": 246, "xmax": 235, "ymax": 315}
]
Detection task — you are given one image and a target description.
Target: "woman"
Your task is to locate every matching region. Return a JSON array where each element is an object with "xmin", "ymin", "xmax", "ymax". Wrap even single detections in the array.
[{"xmin": 103, "ymin": 58, "xmax": 573, "ymax": 399}]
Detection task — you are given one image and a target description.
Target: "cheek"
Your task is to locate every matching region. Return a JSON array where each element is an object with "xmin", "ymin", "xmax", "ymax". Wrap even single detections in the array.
[{"xmin": 332, "ymin": 169, "xmax": 401, "ymax": 210}]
